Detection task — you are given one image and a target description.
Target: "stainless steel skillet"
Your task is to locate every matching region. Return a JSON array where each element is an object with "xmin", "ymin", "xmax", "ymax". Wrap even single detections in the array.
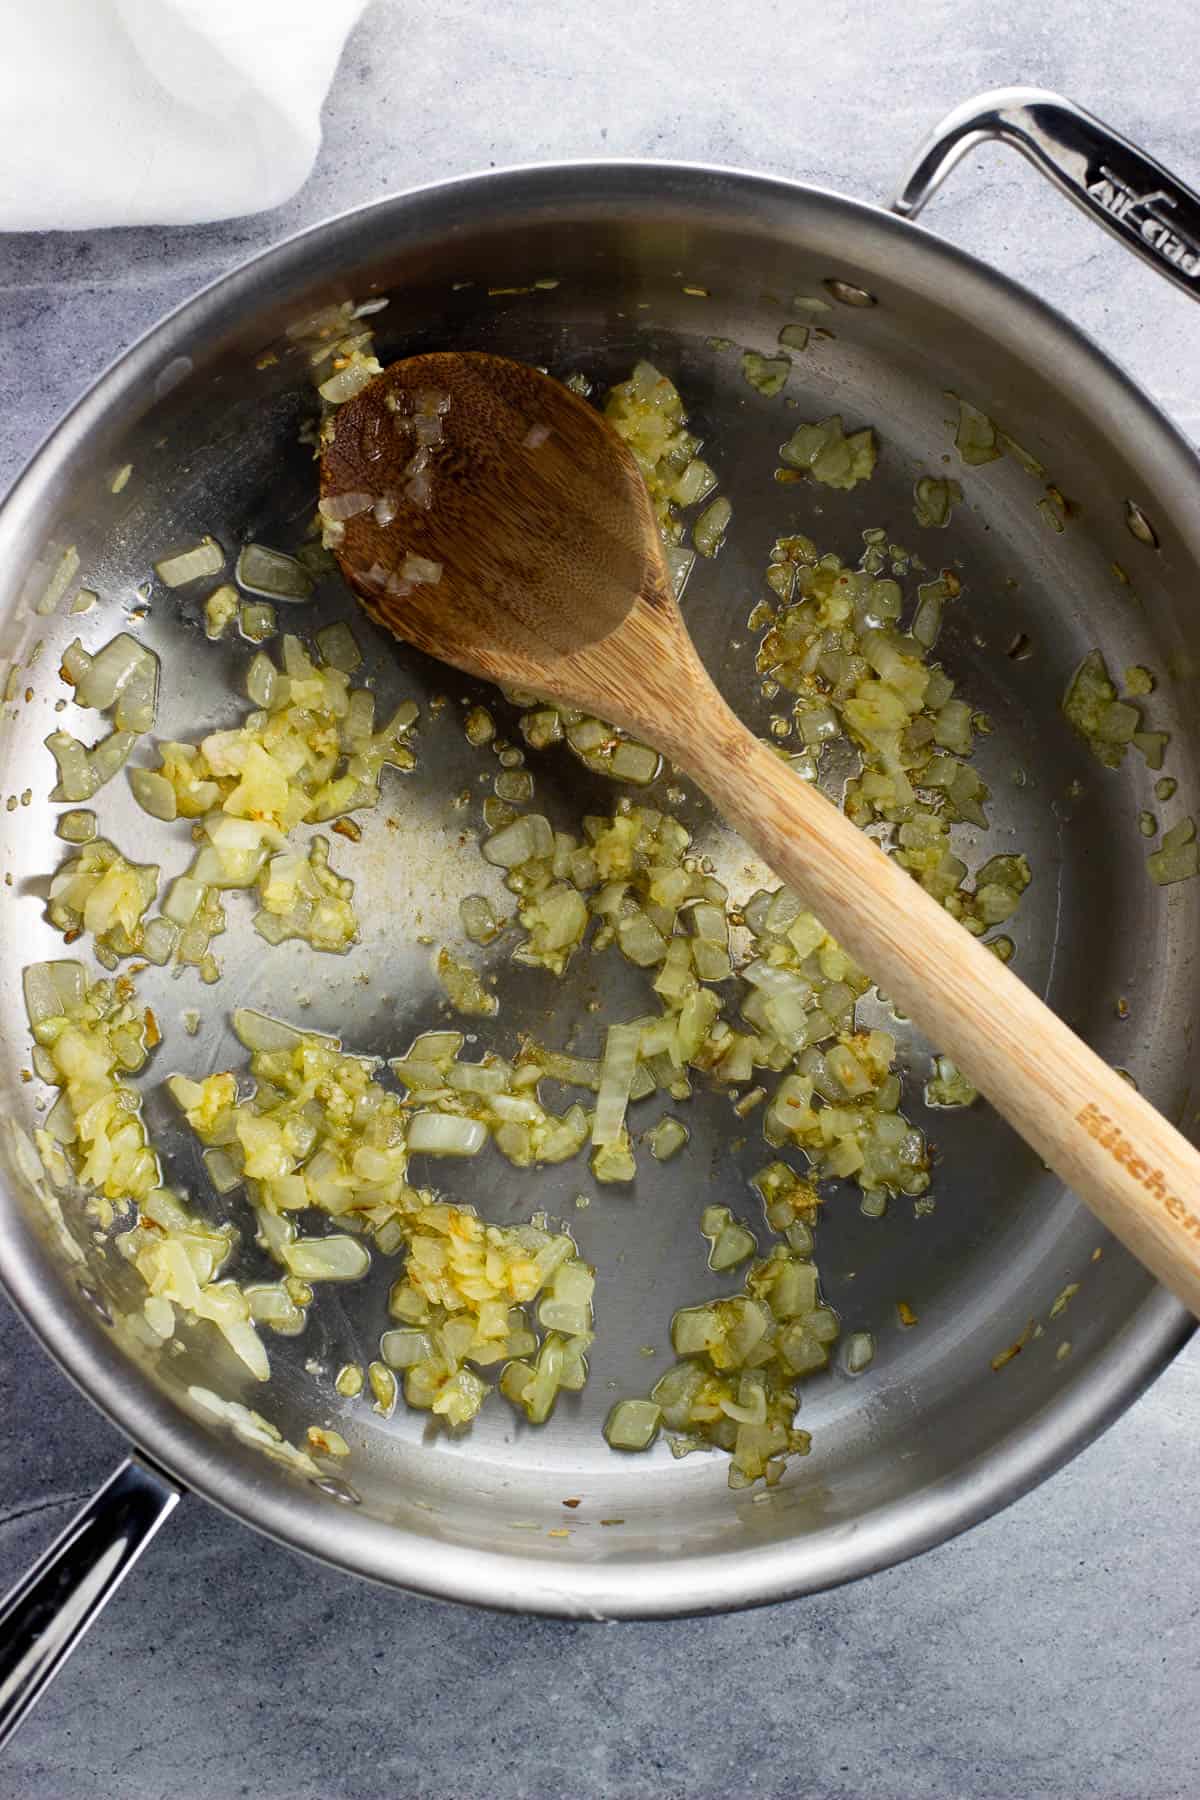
[{"xmin": 1, "ymin": 88, "xmax": 1197, "ymax": 1741}]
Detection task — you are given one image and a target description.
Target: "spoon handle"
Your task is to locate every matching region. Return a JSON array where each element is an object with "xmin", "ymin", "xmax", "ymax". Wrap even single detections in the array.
[{"xmin": 673, "ymin": 686, "xmax": 1200, "ymax": 1317}]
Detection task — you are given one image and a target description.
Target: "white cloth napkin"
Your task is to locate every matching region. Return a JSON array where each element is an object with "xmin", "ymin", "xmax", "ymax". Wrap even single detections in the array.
[{"xmin": 0, "ymin": 0, "xmax": 367, "ymax": 231}]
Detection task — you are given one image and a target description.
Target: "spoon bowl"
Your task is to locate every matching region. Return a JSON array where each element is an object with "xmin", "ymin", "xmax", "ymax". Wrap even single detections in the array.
[{"xmin": 321, "ymin": 350, "xmax": 678, "ymax": 710}]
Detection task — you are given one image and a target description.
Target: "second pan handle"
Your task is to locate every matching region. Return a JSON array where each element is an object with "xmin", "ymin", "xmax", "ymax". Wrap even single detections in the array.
[
  {"xmin": 892, "ymin": 86, "xmax": 1200, "ymax": 304},
  {"xmin": 0, "ymin": 1458, "xmax": 181, "ymax": 1748}
]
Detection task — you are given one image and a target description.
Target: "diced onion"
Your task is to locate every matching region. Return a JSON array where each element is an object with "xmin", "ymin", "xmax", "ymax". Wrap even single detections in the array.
[
  {"xmin": 240, "ymin": 602, "xmax": 276, "ymax": 643},
  {"xmin": 315, "ymin": 623, "xmax": 362, "ymax": 672},
  {"xmin": 741, "ymin": 351, "xmax": 790, "ymax": 397},
  {"xmin": 780, "ymin": 417, "xmax": 876, "ymax": 490},
  {"xmin": 1062, "ymin": 648, "xmax": 1161, "ymax": 772},
  {"xmin": 236, "ymin": 543, "xmax": 315, "ymax": 602},
  {"xmin": 435, "ymin": 949, "xmax": 498, "ymax": 1017},
  {"xmin": 245, "ymin": 652, "xmax": 280, "ymax": 709},
  {"xmin": 604, "ymin": 1399, "xmax": 661, "ymax": 1450},
  {"xmin": 128, "ymin": 767, "xmax": 177, "ymax": 821},
  {"xmin": 1148, "ymin": 828, "xmax": 1199, "ymax": 885},
  {"xmin": 35, "ymin": 545, "xmax": 80, "ymax": 616},
  {"xmin": 155, "ymin": 537, "xmax": 224, "ymax": 588},
  {"xmin": 203, "ymin": 1147, "xmax": 242, "ymax": 1194},
  {"xmin": 911, "ymin": 585, "xmax": 943, "ymax": 649},
  {"xmin": 463, "ymin": 707, "xmax": 495, "ymax": 747},
  {"xmin": 283, "ymin": 1236, "xmax": 371, "ymax": 1282},
  {"xmin": 60, "ymin": 633, "xmax": 158, "ymax": 737},
  {"xmin": 141, "ymin": 917, "xmax": 180, "ymax": 965},
  {"xmin": 666, "ymin": 546, "xmax": 695, "ymax": 597},
  {"xmin": 460, "ymin": 894, "xmax": 501, "ymax": 944},
  {"xmin": 913, "ymin": 477, "xmax": 962, "ymax": 529},
  {"xmin": 592, "ymin": 1023, "xmax": 642, "ymax": 1147},
  {"xmin": 381, "ymin": 1328, "xmax": 433, "ymax": 1369},
  {"xmin": 400, "ymin": 554, "xmax": 442, "ymax": 586},
  {"xmin": 162, "ymin": 876, "xmax": 204, "ymax": 926},
  {"xmin": 700, "ymin": 1205, "xmax": 757, "ymax": 1271},
  {"xmin": 483, "ymin": 814, "xmax": 554, "ymax": 868},
  {"xmin": 89, "ymin": 730, "xmax": 137, "ymax": 785},
  {"xmin": 406, "ymin": 1113, "xmax": 488, "ymax": 1156},
  {"xmin": 45, "ymin": 730, "xmax": 98, "ymax": 802},
  {"xmin": 693, "ymin": 496, "xmax": 731, "ymax": 558},
  {"xmin": 610, "ymin": 742, "xmax": 660, "ymax": 785},
  {"xmin": 318, "ymin": 360, "xmax": 381, "ymax": 405},
  {"xmin": 648, "ymin": 1117, "xmax": 689, "ymax": 1160},
  {"xmin": 233, "ymin": 1008, "xmax": 323, "ymax": 1054},
  {"xmin": 56, "ymin": 809, "xmax": 97, "ymax": 844},
  {"xmin": 318, "ymin": 492, "xmax": 375, "ymax": 523},
  {"xmin": 953, "ymin": 397, "xmax": 1002, "ymax": 465},
  {"xmin": 205, "ymin": 586, "xmax": 239, "ymax": 639}
]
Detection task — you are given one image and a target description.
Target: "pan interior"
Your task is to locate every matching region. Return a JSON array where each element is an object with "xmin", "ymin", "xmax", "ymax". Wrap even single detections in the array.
[{"xmin": 0, "ymin": 168, "xmax": 1192, "ymax": 1606}]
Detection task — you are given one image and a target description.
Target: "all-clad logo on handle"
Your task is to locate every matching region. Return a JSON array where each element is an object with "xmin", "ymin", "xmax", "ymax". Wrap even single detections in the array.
[
  {"xmin": 1085, "ymin": 165, "xmax": 1200, "ymax": 279},
  {"xmin": 1077, "ymin": 1102, "xmax": 1200, "ymax": 1236}
]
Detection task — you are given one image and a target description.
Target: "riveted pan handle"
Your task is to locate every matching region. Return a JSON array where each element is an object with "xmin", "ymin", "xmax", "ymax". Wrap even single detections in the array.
[
  {"xmin": 0, "ymin": 1459, "xmax": 181, "ymax": 1747},
  {"xmin": 893, "ymin": 86, "xmax": 1200, "ymax": 304}
]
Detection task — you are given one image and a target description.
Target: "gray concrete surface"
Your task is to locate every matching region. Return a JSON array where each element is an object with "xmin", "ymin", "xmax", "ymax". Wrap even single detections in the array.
[{"xmin": 2, "ymin": 3, "xmax": 1198, "ymax": 1795}]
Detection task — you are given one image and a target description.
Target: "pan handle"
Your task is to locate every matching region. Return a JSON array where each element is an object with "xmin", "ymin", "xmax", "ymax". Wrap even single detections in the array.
[
  {"xmin": 0, "ymin": 1457, "xmax": 181, "ymax": 1748},
  {"xmin": 892, "ymin": 86, "xmax": 1200, "ymax": 304}
]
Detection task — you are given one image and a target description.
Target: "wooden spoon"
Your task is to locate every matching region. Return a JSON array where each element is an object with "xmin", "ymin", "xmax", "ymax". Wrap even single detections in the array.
[{"xmin": 323, "ymin": 349, "xmax": 1200, "ymax": 1316}]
